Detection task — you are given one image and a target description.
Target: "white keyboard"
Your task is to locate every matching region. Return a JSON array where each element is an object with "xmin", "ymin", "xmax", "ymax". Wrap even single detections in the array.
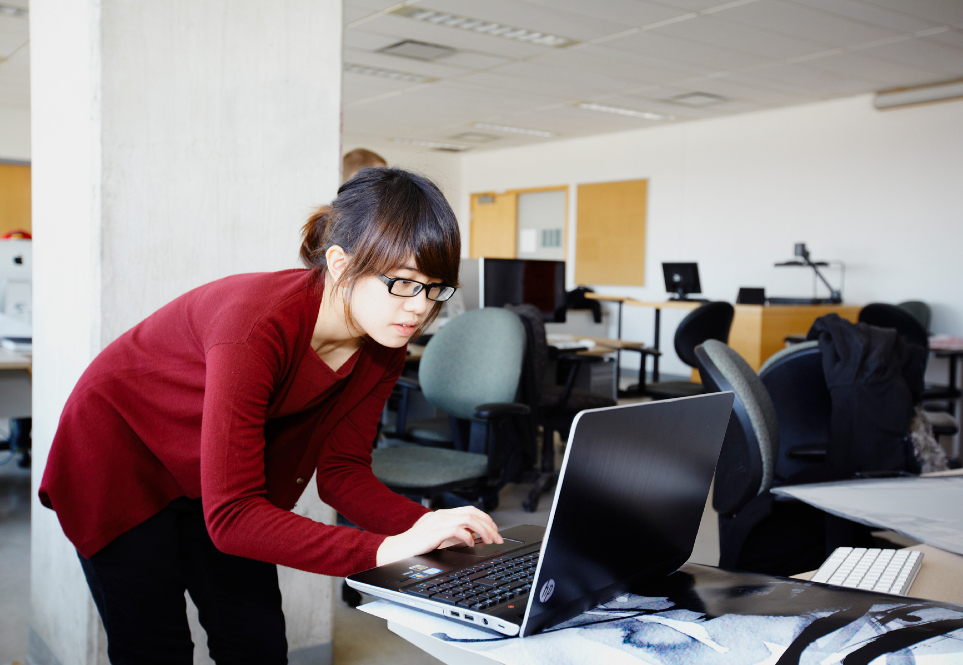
[{"xmin": 811, "ymin": 547, "xmax": 923, "ymax": 595}]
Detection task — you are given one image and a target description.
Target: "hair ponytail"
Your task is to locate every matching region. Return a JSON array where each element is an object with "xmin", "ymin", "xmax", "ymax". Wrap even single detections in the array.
[{"xmin": 300, "ymin": 206, "xmax": 332, "ymax": 270}]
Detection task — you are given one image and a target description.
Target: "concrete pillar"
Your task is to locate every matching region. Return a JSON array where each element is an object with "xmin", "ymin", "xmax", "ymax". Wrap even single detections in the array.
[{"xmin": 29, "ymin": 2, "xmax": 342, "ymax": 663}]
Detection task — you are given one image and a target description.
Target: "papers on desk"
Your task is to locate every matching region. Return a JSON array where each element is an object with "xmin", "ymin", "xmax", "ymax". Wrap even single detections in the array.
[
  {"xmin": 930, "ymin": 334, "xmax": 963, "ymax": 351},
  {"xmin": 546, "ymin": 334, "xmax": 596, "ymax": 351},
  {"xmin": 362, "ymin": 563, "xmax": 963, "ymax": 664},
  {"xmin": 772, "ymin": 475, "xmax": 963, "ymax": 556}
]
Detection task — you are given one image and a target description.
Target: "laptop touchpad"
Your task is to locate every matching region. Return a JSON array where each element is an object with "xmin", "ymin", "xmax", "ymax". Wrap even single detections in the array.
[{"xmin": 446, "ymin": 538, "xmax": 524, "ymax": 557}]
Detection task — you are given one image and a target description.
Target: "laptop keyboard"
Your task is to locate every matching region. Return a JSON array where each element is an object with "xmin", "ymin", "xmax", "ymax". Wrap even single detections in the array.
[{"xmin": 405, "ymin": 550, "xmax": 538, "ymax": 611}]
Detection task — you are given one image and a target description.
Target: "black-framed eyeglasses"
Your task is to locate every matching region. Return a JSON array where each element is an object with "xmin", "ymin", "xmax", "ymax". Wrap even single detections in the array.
[{"xmin": 378, "ymin": 275, "xmax": 457, "ymax": 302}]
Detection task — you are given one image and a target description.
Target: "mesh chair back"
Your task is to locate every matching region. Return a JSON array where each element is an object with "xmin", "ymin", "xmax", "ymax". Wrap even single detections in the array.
[
  {"xmin": 858, "ymin": 303, "xmax": 928, "ymax": 350},
  {"xmin": 675, "ymin": 302, "xmax": 735, "ymax": 368},
  {"xmin": 419, "ymin": 307, "xmax": 526, "ymax": 421},
  {"xmin": 695, "ymin": 340, "xmax": 779, "ymax": 516},
  {"xmin": 897, "ymin": 300, "xmax": 932, "ymax": 333}
]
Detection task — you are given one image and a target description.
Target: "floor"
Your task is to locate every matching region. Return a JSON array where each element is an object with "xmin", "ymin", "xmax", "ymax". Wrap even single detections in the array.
[{"xmin": 0, "ymin": 390, "xmax": 724, "ymax": 665}]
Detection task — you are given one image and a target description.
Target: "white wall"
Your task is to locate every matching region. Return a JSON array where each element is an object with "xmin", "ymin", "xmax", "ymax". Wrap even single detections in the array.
[
  {"xmin": 0, "ymin": 105, "xmax": 30, "ymax": 161},
  {"xmin": 341, "ymin": 137, "xmax": 467, "ymax": 252},
  {"xmin": 31, "ymin": 1, "xmax": 342, "ymax": 663},
  {"xmin": 458, "ymin": 95, "xmax": 963, "ymax": 377}
]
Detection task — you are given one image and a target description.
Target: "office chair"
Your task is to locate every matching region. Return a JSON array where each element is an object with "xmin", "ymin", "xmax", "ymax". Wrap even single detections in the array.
[
  {"xmin": 897, "ymin": 300, "xmax": 931, "ymax": 333},
  {"xmin": 758, "ymin": 341, "xmax": 830, "ymax": 482},
  {"xmin": 370, "ymin": 307, "xmax": 530, "ymax": 510},
  {"xmin": 633, "ymin": 301, "xmax": 734, "ymax": 400},
  {"xmin": 859, "ymin": 303, "xmax": 961, "ymax": 424},
  {"xmin": 695, "ymin": 340, "xmax": 848, "ymax": 576},
  {"xmin": 505, "ymin": 304, "xmax": 617, "ymax": 513}
]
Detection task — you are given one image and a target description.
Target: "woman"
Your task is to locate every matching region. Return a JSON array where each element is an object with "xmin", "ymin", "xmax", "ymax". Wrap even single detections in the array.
[{"xmin": 39, "ymin": 167, "xmax": 502, "ymax": 663}]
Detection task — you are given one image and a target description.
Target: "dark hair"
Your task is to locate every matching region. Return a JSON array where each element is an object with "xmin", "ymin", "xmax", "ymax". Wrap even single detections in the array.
[{"xmin": 300, "ymin": 167, "xmax": 461, "ymax": 337}]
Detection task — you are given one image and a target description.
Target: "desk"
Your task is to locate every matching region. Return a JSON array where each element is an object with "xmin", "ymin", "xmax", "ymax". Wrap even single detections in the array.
[
  {"xmin": 586, "ymin": 296, "xmax": 861, "ymax": 376},
  {"xmin": 371, "ymin": 554, "xmax": 963, "ymax": 664},
  {"xmin": 584, "ymin": 294, "xmax": 699, "ymax": 384},
  {"xmin": 730, "ymin": 303, "xmax": 861, "ymax": 370}
]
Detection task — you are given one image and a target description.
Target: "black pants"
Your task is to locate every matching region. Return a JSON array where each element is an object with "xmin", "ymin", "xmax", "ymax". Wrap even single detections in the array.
[{"xmin": 78, "ymin": 498, "xmax": 288, "ymax": 665}]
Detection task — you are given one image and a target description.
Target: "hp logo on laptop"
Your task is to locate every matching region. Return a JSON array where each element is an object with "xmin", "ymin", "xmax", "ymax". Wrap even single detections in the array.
[{"xmin": 539, "ymin": 579, "xmax": 555, "ymax": 603}]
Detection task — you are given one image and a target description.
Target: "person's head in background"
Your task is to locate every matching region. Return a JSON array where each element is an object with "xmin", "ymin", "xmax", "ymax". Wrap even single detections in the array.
[{"xmin": 342, "ymin": 148, "xmax": 387, "ymax": 182}]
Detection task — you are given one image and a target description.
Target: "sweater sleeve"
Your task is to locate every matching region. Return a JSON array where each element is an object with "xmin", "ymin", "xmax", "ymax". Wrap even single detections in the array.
[
  {"xmin": 315, "ymin": 347, "xmax": 431, "ymax": 534},
  {"xmin": 199, "ymin": 342, "xmax": 391, "ymax": 577}
]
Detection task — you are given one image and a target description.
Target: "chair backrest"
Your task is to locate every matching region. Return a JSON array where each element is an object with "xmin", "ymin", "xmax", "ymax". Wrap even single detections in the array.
[
  {"xmin": 503, "ymin": 304, "xmax": 549, "ymax": 393},
  {"xmin": 858, "ymin": 302, "xmax": 928, "ymax": 350},
  {"xmin": 897, "ymin": 300, "xmax": 931, "ymax": 333},
  {"xmin": 419, "ymin": 307, "xmax": 526, "ymax": 421},
  {"xmin": 758, "ymin": 341, "xmax": 830, "ymax": 482},
  {"xmin": 675, "ymin": 301, "xmax": 735, "ymax": 368},
  {"xmin": 695, "ymin": 340, "xmax": 779, "ymax": 516}
]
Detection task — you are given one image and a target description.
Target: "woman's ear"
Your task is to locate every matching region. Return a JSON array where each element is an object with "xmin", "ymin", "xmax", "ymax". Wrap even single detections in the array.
[{"xmin": 325, "ymin": 245, "xmax": 349, "ymax": 282}]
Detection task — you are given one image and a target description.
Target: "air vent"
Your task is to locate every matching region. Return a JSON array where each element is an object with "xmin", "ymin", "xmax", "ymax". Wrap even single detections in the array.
[
  {"xmin": 670, "ymin": 92, "xmax": 726, "ymax": 107},
  {"xmin": 379, "ymin": 40, "xmax": 456, "ymax": 61}
]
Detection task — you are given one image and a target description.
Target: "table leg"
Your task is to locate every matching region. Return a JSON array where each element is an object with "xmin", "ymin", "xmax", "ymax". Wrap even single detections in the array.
[
  {"xmin": 652, "ymin": 308, "xmax": 661, "ymax": 383},
  {"xmin": 614, "ymin": 301, "xmax": 624, "ymax": 391}
]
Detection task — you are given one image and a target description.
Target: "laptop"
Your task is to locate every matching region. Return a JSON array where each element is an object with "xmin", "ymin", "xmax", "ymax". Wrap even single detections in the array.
[{"xmin": 347, "ymin": 393, "xmax": 734, "ymax": 637}]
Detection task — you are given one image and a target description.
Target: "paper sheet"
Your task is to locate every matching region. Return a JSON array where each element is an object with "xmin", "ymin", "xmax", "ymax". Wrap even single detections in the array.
[{"xmin": 772, "ymin": 476, "xmax": 963, "ymax": 555}]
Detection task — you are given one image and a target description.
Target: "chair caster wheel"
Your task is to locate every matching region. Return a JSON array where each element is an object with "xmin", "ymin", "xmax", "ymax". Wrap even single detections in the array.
[{"xmin": 522, "ymin": 499, "xmax": 538, "ymax": 513}]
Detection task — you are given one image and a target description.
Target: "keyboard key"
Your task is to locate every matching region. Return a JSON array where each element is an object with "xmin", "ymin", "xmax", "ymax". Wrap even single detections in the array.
[
  {"xmin": 430, "ymin": 593, "xmax": 459, "ymax": 604},
  {"xmin": 407, "ymin": 588, "xmax": 436, "ymax": 599}
]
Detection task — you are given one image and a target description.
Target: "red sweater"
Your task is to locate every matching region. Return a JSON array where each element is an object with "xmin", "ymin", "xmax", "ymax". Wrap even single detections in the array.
[{"xmin": 39, "ymin": 270, "xmax": 429, "ymax": 576}]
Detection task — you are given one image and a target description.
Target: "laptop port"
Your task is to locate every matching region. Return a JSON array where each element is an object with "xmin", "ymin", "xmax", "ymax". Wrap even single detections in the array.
[
  {"xmin": 450, "ymin": 611, "xmax": 460, "ymax": 618},
  {"xmin": 482, "ymin": 618, "xmax": 489, "ymax": 625},
  {"xmin": 464, "ymin": 614, "xmax": 474, "ymax": 621}
]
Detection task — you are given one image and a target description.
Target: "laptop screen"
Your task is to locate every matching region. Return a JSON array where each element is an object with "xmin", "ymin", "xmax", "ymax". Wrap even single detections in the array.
[{"xmin": 522, "ymin": 394, "xmax": 733, "ymax": 636}]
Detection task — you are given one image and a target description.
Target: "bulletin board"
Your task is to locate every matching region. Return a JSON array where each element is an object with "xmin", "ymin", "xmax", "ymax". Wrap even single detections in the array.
[
  {"xmin": 0, "ymin": 163, "xmax": 31, "ymax": 236},
  {"xmin": 575, "ymin": 179, "xmax": 647, "ymax": 286}
]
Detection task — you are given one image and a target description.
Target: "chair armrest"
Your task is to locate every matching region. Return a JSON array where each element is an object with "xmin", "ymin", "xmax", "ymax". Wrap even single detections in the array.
[
  {"xmin": 395, "ymin": 375, "xmax": 421, "ymax": 391},
  {"xmin": 785, "ymin": 444, "xmax": 827, "ymax": 461},
  {"xmin": 473, "ymin": 402, "xmax": 531, "ymax": 420}
]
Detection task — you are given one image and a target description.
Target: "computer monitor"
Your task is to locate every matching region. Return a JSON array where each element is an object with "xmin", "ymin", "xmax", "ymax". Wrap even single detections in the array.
[
  {"xmin": 480, "ymin": 258, "xmax": 566, "ymax": 323},
  {"xmin": 0, "ymin": 240, "xmax": 32, "ymax": 324},
  {"xmin": 662, "ymin": 262, "xmax": 702, "ymax": 301}
]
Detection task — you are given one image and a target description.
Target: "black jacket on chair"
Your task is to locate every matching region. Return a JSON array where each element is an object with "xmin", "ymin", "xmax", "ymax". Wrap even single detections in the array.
[{"xmin": 806, "ymin": 314, "xmax": 927, "ymax": 479}]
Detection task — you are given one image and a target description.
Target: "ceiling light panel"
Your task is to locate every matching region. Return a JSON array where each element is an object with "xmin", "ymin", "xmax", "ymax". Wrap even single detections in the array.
[
  {"xmin": 472, "ymin": 122, "xmax": 558, "ymax": 138},
  {"xmin": 391, "ymin": 6, "xmax": 579, "ymax": 48},
  {"xmin": 393, "ymin": 137, "xmax": 471, "ymax": 151},
  {"xmin": 450, "ymin": 132, "xmax": 499, "ymax": 142},
  {"xmin": 575, "ymin": 102, "xmax": 672, "ymax": 121},
  {"xmin": 344, "ymin": 63, "xmax": 436, "ymax": 83}
]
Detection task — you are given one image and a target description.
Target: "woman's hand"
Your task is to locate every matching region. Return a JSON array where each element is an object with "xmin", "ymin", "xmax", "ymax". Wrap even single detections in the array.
[{"xmin": 376, "ymin": 507, "xmax": 503, "ymax": 566}]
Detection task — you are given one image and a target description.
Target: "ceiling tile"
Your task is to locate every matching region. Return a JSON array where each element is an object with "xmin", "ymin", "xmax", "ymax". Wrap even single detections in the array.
[
  {"xmin": 650, "ymin": 0, "xmax": 748, "ymax": 10},
  {"xmin": 746, "ymin": 60, "xmax": 883, "ymax": 96},
  {"xmin": 518, "ymin": 0, "xmax": 690, "ymax": 28},
  {"xmin": 454, "ymin": 69, "xmax": 600, "ymax": 101},
  {"xmin": 656, "ymin": 75, "xmax": 813, "ymax": 105},
  {"xmin": 342, "ymin": 29, "xmax": 403, "ymax": 52},
  {"xmin": 539, "ymin": 45, "xmax": 708, "ymax": 86},
  {"xmin": 490, "ymin": 59, "xmax": 638, "ymax": 94},
  {"xmin": 858, "ymin": 35, "xmax": 963, "ymax": 77},
  {"xmin": 925, "ymin": 28, "xmax": 963, "ymax": 50},
  {"xmin": 801, "ymin": 50, "xmax": 947, "ymax": 88},
  {"xmin": 652, "ymin": 14, "xmax": 833, "ymax": 59},
  {"xmin": 342, "ymin": 46, "xmax": 470, "ymax": 78},
  {"xmin": 356, "ymin": 13, "xmax": 551, "ymax": 59},
  {"xmin": 442, "ymin": 51, "xmax": 514, "ymax": 69},
  {"xmin": 785, "ymin": 0, "xmax": 942, "ymax": 33},
  {"xmin": 863, "ymin": 0, "xmax": 963, "ymax": 28},
  {"xmin": 343, "ymin": 6, "xmax": 375, "ymax": 25},
  {"xmin": 343, "ymin": 75, "xmax": 430, "ymax": 106},
  {"xmin": 719, "ymin": 0, "xmax": 902, "ymax": 48},
  {"xmin": 421, "ymin": 0, "xmax": 636, "ymax": 41},
  {"xmin": 603, "ymin": 29, "xmax": 772, "ymax": 71},
  {"xmin": 344, "ymin": 0, "xmax": 411, "ymax": 12}
]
